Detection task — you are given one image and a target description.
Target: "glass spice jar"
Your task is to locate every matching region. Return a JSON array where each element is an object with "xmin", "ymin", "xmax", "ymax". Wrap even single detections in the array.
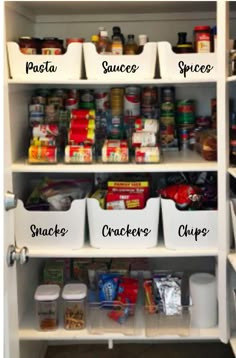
[{"xmin": 193, "ymin": 26, "xmax": 211, "ymax": 53}]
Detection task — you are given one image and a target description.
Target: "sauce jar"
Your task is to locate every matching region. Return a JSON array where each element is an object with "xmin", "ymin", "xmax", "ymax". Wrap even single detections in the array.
[
  {"xmin": 62, "ymin": 283, "xmax": 87, "ymax": 330},
  {"xmin": 66, "ymin": 38, "xmax": 84, "ymax": 47},
  {"xmin": 193, "ymin": 26, "xmax": 211, "ymax": 53},
  {"xmin": 34, "ymin": 284, "xmax": 60, "ymax": 331},
  {"xmin": 18, "ymin": 36, "xmax": 37, "ymax": 54},
  {"xmin": 41, "ymin": 37, "xmax": 62, "ymax": 55}
]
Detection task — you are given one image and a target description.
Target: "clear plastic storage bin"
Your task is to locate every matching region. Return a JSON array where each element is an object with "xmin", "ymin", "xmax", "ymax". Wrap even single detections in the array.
[
  {"xmin": 34, "ymin": 284, "xmax": 60, "ymax": 331},
  {"xmin": 62, "ymin": 283, "xmax": 87, "ymax": 330}
]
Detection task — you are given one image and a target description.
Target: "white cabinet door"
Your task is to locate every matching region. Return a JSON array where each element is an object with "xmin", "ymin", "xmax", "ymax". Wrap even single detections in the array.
[{"xmin": 4, "ymin": 171, "xmax": 20, "ymax": 358}]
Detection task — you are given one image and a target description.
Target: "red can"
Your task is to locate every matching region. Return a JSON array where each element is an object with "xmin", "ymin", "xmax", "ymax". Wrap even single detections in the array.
[
  {"xmin": 70, "ymin": 119, "xmax": 95, "ymax": 130},
  {"xmin": 65, "ymin": 97, "xmax": 78, "ymax": 111},
  {"xmin": 32, "ymin": 124, "xmax": 59, "ymax": 138},
  {"xmin": 68, "ymin": 129, "xmax": 95, "ymax": 145},
  {"xmin": 71, "ymin": 109, "xmax": 96, "ymax": 120},
  {"xmin": 95, "ymin": 90, "xmax": 110, "ymax": 111}
]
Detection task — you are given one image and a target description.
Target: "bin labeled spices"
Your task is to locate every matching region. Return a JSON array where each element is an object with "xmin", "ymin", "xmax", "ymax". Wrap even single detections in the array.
[{"xmin": 62, "ymin": 283, "xmax": 87, "ymax": 330}]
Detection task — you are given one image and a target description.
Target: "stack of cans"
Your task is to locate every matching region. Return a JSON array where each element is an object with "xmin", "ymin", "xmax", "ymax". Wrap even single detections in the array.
[
  {"xmin": 160, "ymin": 87, "xmax": 178, "ymax": 150},
  {"xmin": 65, "ymin": 109, "xmax": 96, "ymax": 163},
  {"xmin": 176, "ymin": 100, "xmax": 195, "ymax": 150}
]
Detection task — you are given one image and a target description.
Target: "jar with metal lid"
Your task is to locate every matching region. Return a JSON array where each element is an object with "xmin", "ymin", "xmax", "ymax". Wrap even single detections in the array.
[
  {"xmin": 193, "ymin": 26, "xmax": 212, "ymax": 53},
  {"xmin": 62, "ymin": 283, "xmax": 87, "ymax": 330},
  {"xmin": 18, "ymin": 36, "xmax": 37, "ymax": 54},
  {"xmin": 41, "ymin": 37, "xmax": 62, "ymax": 55},
  {"xmin": 34, "ymin": 284, "xmax": 60, "ymax": 331}
]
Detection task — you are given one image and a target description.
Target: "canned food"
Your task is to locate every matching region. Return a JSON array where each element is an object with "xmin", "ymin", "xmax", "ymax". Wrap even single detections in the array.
[
  {"xmin": 135, "ymin": 118, "xmax": 159, "ymax": 133},
  {"xmin": 48, "ymin": 96, "xmax": 64, "ymax": 108},
  {"xmin": 111, "ymin": 88, "xmax": 124, "ymax": 116},
  {"xmin": 141, "ymin": 87, "xmax": 158, "ymax": 106},
  {"xmin": 102, "ymin": 140, "xmax": 129, "ymax": 163},
  {"xmin": 95, "ymin": 90, "xmax": 110, "ymax": 111},
  {"xmin": 124, "ymin": 86, "xmax": 141, "ymax": 118},
  {"xmin": 79, "ymin": 90, "xmax": 95, "ymax": 109},
  {"xmin": 31, "ymin": 96, "xmax": 47, "ymax": 105},
  {"xmin": 71, "ymin": 109, "xmax": 96, "ymax": 120},
  {"xmin": 32, "ymin": 124, "xmax": 59, "ymax": 138},
  {"xmin": 28, "ymin": 145, "xmax": 57, "ymax": 164},
  {"xmin": 29, "ymin": 103, "xmax": 45, "ymax": 125},
  {"xmin": 65, "ymin": 97, "xmax": 78, "ymax": 111},
  {"xmin": 160, "ymin": 114, "xmax": 178, "ymax": 149},
  {"xmin": 70, "ymin": 119, "xmax": 95, "ymax": 130},
  {"xmin": 65, "ymin": 145, "xmax": 93, "ymax": 163},
  {"xmin": 68, "ymin": 129, "xmax": 95, "ymax": 145},
  {"xmin": 135, "ymin": 146, "xmax": 160, "ymax": 163},
  {"xmin": 45, "ymin": 105, "xmax": 59, "ymax": 123},
  {"xmin": 161, "ymin": 87, "xmax": 175, "ymax": 103},
  {"xmin": 132, "ymin": 132, "xmax": 157, "ymax": 147}
]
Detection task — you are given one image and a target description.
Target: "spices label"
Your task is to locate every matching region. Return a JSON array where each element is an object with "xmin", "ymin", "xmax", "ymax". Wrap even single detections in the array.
[{"xmin": 178, "ymin": 60, "xmax": 214, "ymax": 78}]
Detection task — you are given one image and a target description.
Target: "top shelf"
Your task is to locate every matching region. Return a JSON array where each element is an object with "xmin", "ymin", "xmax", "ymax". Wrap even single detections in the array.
[
  {"xmin": 7, "ymin": 79, "xmax": 217, "ymax": 86},
  {"xmin": 14, "ymin": 1, "xmax": 217, "ymax": 16}
]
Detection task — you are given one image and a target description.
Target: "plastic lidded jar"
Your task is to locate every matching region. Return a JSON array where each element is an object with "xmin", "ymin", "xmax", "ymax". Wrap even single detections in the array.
[
  {"xmin": 41, "ymin": 37, "xmax": 62, "ymax": 55},
  {"xmin": 19, "ymin": 36, "xmax": 37, "ymax": 54},
  {"xmin": 62, "ymin": 283, "xmax": 87, "ymax": 330},
  {"xmin": 193, "ymin": 26, "xmax": 211, "ymax": 53},
  {"xmin": 34, "ymin": 284, "xmax": 60, "ymax": 331}
]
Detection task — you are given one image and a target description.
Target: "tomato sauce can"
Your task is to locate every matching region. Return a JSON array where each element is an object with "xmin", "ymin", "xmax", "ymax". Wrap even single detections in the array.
[
  {"xmin": 65, "ymin": 98, "xmax": 79, "ymax": 111},
  {"xmin": 68, "ymin": 129, "xmax": 95, "ymax": 145},
  {"xmin": 70, "ymin": 119, "xmax": 95, "ymax": 130},
  {"xmin": 124, "ymin": 86, "xmax": 141, "ymax": 118},
  {"xmin": 32, "ymin": 124, "xmax": 59, "ymax": 138},
  {"xmin": 95, "ymin": 90, "xmax": 110, "ymax": 111},
  {"xmin": 28, "ymin": 145, "xmax": 57, "ymax": 164}
]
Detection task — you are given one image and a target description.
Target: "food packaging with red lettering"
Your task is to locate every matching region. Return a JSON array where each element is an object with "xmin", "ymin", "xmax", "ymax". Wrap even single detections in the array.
[{"xmin": 106, "ymin": 192, "xmax": 145, "ymax": 210}]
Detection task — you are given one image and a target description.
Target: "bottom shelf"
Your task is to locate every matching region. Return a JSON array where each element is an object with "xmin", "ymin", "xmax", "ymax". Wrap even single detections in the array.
[{"xmin": 19, "ymin": 306, "xmax": 219, "ymax": 342}]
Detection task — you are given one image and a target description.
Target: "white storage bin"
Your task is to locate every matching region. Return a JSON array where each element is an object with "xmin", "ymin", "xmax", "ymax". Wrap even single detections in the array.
[
  {"xmin": 161, "ymin": 198, "xmax": 218, "ymax": 250},
  {"xmin": 83, "ymin": 42, "xmax": 157, "ymax": 80},
  {"xmin": 157, "ymin": 41, "xmax": 216, "ymax": 80},
  {"xmin": 87, "ymin": 197, "xmax": 160, "ymax": 249},
  {"xmin": 15, "ymin": 199, "xmax": 86, "ymax": 250},
  {"xmin": 7, "ymin": 42, "xmax": 82, "ymax": 80},
  {"xmin": 230, "ymin": 199, "xmax": 236, "ymax": 245}
]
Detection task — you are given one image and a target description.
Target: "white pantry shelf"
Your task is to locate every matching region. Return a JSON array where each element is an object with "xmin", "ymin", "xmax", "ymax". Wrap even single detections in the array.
[
  {"xmin": 26, "ymin": 242, "xmax": 218, "ymax": 258},
  {"xmin": 12, "ymin": 151, "xmax": 218, "ymax": 173},
  {"xmin": 19, "ymin": 307, "xmax": 219, "ymax": 342},
  {"xmin": 7, "ymin": 78, "xmax": 216, "ymax": 86}
]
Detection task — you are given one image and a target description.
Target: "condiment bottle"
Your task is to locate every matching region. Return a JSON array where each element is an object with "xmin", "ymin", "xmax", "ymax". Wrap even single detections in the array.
[
  {"xmin": 112, "ymin": 26, "xmax": 125, "ymax": 45},
  {"xmin": 34, "ymin": 284, "xmax": 60, "ymax": 331},
  {"xmin": 96, "ymin": 30, "xmax": 111, "ymax": 54},
  {"xmin": 62, "ymin": 283, "xmax": 87, "ymax": 330},
  {"xmin": 91, "ymin": 34, "xmax": 99, "ymax": 51},
  {"xmin": 124, "ymin": 34, "xmax": 138, "ymax": 55},
  {"xmin": 173, "ymin": 32, "xmax": 193, "ymax": 53},
  {"xmin": 111, "ymin": 35, "xmax": 123, "ymax": 55},
  {"xmin": 136, "ymin": 34, "xmax": 148, "ymax": 54}
]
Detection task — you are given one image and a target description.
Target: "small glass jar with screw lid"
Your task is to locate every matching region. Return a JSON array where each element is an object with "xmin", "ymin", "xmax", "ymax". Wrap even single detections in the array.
[{"xmin": 62, "ymin": 283, "xmax": 87, "ymax": 330}]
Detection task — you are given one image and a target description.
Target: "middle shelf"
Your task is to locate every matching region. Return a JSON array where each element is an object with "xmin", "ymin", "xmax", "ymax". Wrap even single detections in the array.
[{"xmin": 12, "ymin": 150, "xmax": 218, "ymax": 173}]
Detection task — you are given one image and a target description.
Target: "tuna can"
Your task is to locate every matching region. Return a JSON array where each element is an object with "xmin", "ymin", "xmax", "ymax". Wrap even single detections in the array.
[
  {"xmin": 79, "ymin": 90, "xmax": 95, "ymax": 110},
  {"xmin": 124, "ymin": 86, "xmax": 141, "ymax": 118},
  {"xmin": 95, "ymin": 90, "xmax": 110, "ymax": 111}
]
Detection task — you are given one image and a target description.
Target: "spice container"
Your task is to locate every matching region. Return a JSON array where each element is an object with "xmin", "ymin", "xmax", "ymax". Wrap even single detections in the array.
[
  {"xmin": 193, "ymin": 26, "xmax": 211, "ymax": 53},
  {"xmin": 62, "ymin": 283, "xmax": 87, "ymax": 330},
  {"xmin": 34, "ymin": 284, "xmax": 60, "ymax": 331}
]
